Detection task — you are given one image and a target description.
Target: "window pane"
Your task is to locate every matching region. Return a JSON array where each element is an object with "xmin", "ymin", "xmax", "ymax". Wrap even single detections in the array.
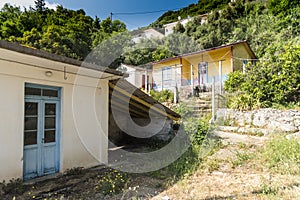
[
  {"xmin": 25, "ymin": 102, "xmax": 38, "ymax": 116},
  {"xmin": 24, "ymin": 131, "xmax": 37, "ymax": 145},
  {"xmin": 25, "ymin": 117, "xmax": 37, "ymax": 131},
  {"xmin": 45, "ymin": 117, "xmax": 55, "ymax": 129},
  {"xmin": 43, "ymin": 89, "xmax": 58, "ymax": 97},
  {"xmin": 44, "ymin": 130, "xmax": 55, "ymax": 143},
  {"xmin": 25, "ymin": 87, "xmax": 41, "ymax": 96},
  {"xmin": 45, "ymin": 103, "xmax": 56, "ymax": 115}
]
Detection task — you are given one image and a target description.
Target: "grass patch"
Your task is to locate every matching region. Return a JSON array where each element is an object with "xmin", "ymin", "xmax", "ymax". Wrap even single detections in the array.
[
  {"xmin": 148, "ymin": 119, "xmax": 219, "ymax": 183},
  {"xmin": 148, "ymin": 144, "xmax": 201, "ymax": 181},
  {"xmin": 258, "ymin": 135, "xmax": 300, "ymax": 175},
  {"xmin": 231, "ymin": 150, "xmax": 252, "ymax": 168},
  {"xmin": 203, "ymin": 158, "xmax": 220, "ymax": 173}
]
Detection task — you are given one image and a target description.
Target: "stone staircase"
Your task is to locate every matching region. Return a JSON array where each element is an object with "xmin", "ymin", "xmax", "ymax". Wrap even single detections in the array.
[{"xmin": 182, "ymin": 92, "xmax": 212, "ymax": 118}]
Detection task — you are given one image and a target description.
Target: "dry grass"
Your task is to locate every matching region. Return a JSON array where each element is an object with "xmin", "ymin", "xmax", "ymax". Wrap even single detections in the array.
[{"xmin": 151, "ymin": 136, "xmax": 300, "ymax": 200}]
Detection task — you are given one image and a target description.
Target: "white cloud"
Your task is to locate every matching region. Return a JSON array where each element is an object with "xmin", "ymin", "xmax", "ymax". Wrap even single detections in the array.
[
  {"xmin": 45, "ymin": 1, "xmax": 58, "ymax": 10},
  {"xmin": 0, "ymin": 0, "xmax": 58, "ymax": 10}
]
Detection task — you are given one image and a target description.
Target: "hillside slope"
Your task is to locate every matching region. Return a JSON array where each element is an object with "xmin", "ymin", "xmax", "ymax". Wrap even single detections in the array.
[{"xmin": 151, "ymin": 0, "xmax": 230, "ymax": 27}]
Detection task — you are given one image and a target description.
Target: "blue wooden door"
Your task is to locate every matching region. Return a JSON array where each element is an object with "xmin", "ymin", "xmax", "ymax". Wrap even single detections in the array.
[{"xmin": 23, "ymin": 85, "xmax": 60, "ymax": 180}]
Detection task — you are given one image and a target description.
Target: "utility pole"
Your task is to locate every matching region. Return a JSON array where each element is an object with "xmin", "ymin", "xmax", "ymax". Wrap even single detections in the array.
[{"xmin": 110, "ymin": 12, "xmax": 113, "ymax": 21}]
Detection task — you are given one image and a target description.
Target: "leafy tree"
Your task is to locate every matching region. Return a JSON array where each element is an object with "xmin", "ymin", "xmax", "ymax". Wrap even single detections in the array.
[
  {"xmin": 34, "ymin": 0, "xmax": 46, "ymax": 12},
  {"xmin": 224, "ymin": 71, "xmax": 246, "ymax": 93},
  {"xmin": 225, "ymin": 41, "xmax": 300, "ymax": 108},
  {"xmin": 92, "ymin": 17, "xmax": 127, "ymax": 48},
  {"xmin": 173, "ymin": 22, "xmax": 185, "ymax": 33},
  {"xmin": 267, "ymin": 0, "xmax": 299, "ymax": 15}
]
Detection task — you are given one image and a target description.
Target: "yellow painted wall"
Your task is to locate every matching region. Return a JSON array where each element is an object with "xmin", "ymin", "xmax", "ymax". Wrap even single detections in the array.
[
  {"xmin": 184, "ymin": 47, "xmax": 232, "ymax": 83},
  {"xmin": 152, "ymin": 43, "xmax": 255, "ymax": 86},
  {"xmin": 181, "ymin": 58, "xmax": 192, "ymax": 81},
  {"xmin": 233, "ymin": 43, "xmax": 254, "ymax": 71}
]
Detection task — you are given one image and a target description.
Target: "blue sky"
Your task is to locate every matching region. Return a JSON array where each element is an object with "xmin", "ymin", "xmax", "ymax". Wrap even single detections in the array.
[{"xmin": 1, "ymin": 0, "xmax": 198, "ymax": 30}]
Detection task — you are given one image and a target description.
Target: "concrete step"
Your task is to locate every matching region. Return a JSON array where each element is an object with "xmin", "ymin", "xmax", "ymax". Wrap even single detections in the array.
[
  {"xmin": 188, "ymin": 106, "xmax": 211, "ymax": 110},
  {"xmin": 214, "ymin": 130, "xmax": 267, "ymax": 146},
  {"xmin": 218, "ymin": 126, "xmax": 273, "ymax": 136}
]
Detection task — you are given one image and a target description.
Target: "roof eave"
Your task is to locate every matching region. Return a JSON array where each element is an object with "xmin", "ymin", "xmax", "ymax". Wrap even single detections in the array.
[{"xmin": 0, "ymin": 40, "xmax": 124, "ymax": 77}]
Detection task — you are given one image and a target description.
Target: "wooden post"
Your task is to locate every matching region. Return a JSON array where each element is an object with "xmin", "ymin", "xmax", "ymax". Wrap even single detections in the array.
[
  {"xmin": 211, "ymin": 76, "xmax": 215, "ymax": 122},
  {"xmin": 219, "ymin": 60, "xmax": 222, "ymax": 94},
  {"xmin": 145, "ymin": 69, "xmax": 148, "ymax": 92},
  {"xmin": 242, "ymin": 60, "xmax": 247, "ymax": 74},
  {"xmin": 174, "ymin": 64, "xmax": 177, "ymax": 103},
  {"xmin": 191, "ymin": 64, "xmax": 194, "ymax": 96}
]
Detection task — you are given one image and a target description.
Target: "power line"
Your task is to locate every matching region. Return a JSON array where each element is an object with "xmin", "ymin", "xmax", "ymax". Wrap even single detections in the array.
[{"xmin": 112, "ymin": 7, "xmax": 182, "ymax": 16}]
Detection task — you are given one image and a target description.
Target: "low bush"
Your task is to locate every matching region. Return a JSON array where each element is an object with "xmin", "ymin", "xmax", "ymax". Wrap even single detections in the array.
[
  {"xmin": 184, "ymin": 118, "xmax": 210, "ymax": 145},
  {"xmin": 150, "ymin": 89, "xmax": 174, "ymax": 103}
]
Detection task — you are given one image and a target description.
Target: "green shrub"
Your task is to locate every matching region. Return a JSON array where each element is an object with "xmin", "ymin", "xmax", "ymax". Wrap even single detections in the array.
[
  {"xmin": 173, "ymin": 102, "xmax": 193, "ymax": 118},
  {"xmin": 224, "ymin": 71, "xmax": 246, "ymax": 93},
  {"xmin": 227, "ymin": 93, "xmax": 256, "ymax": 111},
  {"xmin": 149, "ymin": 119, "xmax": 211, "ymax": 181},
  {"xmin": 225, "ymin": 42, "xmax": 300, "ymax": 109},
  {"xmin": 150, "ymin": 89, "xmax": 174, "ymax": 103},
  {"xmin": 184, "ymin": 118, "xmax": 209, "ymax": 145}
]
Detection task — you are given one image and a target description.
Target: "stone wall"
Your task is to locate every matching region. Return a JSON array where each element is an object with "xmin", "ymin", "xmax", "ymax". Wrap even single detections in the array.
[{"xmin": 216, "ymin": 108, "xmax": 300, "ymax": 134}]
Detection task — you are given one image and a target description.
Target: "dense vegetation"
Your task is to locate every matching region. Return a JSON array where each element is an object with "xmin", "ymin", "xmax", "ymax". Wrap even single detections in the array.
[
  {"xmin": 0, "ymin": 0, "xmax": 126, "ymax": 60},
  {"xmin": 150, "ymin": 0, "xmax": 231, "ymax": 27},
  {"xmin": 225, "ymin": 42, "xmax": 300, "ymax": 109},
  {"xmin": 0, "ymin": 0, "xmax": 299, "ymax": 107}
]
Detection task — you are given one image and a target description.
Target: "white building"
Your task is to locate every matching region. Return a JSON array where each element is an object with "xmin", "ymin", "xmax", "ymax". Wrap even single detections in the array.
[
  {"xmin": 131, "ymin": 28, "xmax": 165, "ymax": 43},
  {"xmin": 164, "ymin": 14, "xmax": 208, "ymax": 36},
  {"xmin": 117, "ymin": 63, "xmax": 152, "ymax": 91},
  {"xmin": 0, "ymin": 40, "xmax": 124, "ymax": 181}
]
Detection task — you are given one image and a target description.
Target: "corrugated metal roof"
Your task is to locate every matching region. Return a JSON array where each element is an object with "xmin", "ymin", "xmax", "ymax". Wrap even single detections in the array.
[{"xmin": 109, "ymin": 79, "xmax": 181, "ymax": 121}]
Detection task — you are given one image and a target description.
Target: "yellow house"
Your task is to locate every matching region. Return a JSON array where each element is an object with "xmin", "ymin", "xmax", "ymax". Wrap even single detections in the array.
[{"xmin": 151, "ymin": 41, "xmax": 256, "ymax": 92}]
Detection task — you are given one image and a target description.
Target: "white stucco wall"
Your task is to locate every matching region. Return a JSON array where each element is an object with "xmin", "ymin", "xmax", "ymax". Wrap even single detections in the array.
[{"xmin": 0, "ymin": 48, "xmax": 111, "ymax": 181}]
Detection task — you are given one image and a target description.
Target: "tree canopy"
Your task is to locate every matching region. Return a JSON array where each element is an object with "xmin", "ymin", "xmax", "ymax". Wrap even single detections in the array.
[{"xmin": 0, "ymin": 3, "xmax": 127, "ymax": 60}]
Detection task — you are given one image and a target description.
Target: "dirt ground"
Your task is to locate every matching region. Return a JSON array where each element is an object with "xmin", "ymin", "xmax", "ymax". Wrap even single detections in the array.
[{"xmin": 1, "ymin": 132, "xmax": 299, "ymax": 200}]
